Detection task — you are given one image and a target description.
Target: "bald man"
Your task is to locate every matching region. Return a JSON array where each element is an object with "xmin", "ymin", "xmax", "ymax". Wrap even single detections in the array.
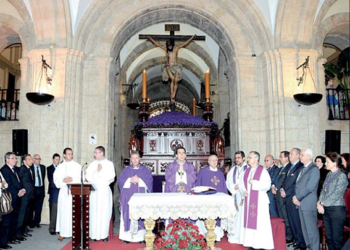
[{"xmin": 30, "ymin": 154, "xmax": 46, "ymax": 228}]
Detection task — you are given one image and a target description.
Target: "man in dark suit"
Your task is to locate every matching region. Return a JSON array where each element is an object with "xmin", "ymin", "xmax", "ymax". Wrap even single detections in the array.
[
  {"xmin": 293, "ymin": 149, "xmax": 320, "ymax": 250},
  {"xmin": 30, "ymin": 154, "xmax": 45, "ymax": 228},
  {"xmin": 272, "ymin": 151, "xmax": 293, "ymax": 243},
  {"xmin": 47, "ymin": 153, "xmax": 60, "ymax": 235},
  {"xmin": 280, "ymin": 148, "xmax": 306, "ymax": 250},
  {"xmin": 264, "ymin": 154, "xmax": 280, "ymax": 217},
  {"xmin": 0, "ymin": 152, "xmax": 26, "ymax": 249},
  {"xmin": 16, "ymin": 154, "xmax": 34, "ymax": 239}
]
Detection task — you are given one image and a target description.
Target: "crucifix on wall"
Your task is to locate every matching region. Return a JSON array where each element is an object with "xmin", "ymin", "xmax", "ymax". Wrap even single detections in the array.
[{"xmin": 139, "ymin": 24, "xmax": 205, "ymax": 110}]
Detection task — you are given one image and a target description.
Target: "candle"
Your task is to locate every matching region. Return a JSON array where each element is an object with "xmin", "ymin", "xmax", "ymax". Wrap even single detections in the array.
[
  {"xmin": 142, "ymin": 69, "xmax": 147, "ymax": 102},
  {"xmin": 147, "ymin": 98, "xmax": 151, "ymax": 103},
  {"xmin": 193, "ymin": 98, "xmax": 196, "ymax": 116},
  {"xmin": 205, "ymin": 70, "xmax": 210, "ymax": 102}
]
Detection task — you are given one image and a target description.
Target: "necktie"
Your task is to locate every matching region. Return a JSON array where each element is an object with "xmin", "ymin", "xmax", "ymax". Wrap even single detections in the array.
[
  {"xmin": 37, "ymin": 166, "xmax": 42, "ymax": 186},
  {"xmin": 297, "ymin": 166, "xmax": 306, "ymax": 181},
  {"xmin": 276, "ymin": 165, "xmax": 285, "ymax": 184},
  {"xmin": 288, "ymin": 164, "xmax": 294, "ymax": 175},
  {"xmin": 12, "ymin": 168, "xmax": 20, "ymax": 182}
]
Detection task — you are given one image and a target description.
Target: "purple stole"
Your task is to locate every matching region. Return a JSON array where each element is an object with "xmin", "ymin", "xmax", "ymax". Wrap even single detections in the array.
[{"xmin": 243, "ymin": 165, "xmax": 263, "ymax": 230}]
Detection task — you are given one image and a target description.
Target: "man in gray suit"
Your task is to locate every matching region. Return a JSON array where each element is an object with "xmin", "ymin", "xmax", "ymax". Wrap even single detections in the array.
[{"xmin": 293, "ymin": 148, "xmax": 320, "ymax": 250}]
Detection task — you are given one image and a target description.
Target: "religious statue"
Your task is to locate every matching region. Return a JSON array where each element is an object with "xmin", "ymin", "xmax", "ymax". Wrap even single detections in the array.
[
  {"xmin": 147, "ymin": 35, "xmax": 197, "ymax": 106},
  {"xmin": 214, "ymin": 134, "xmax": 225, "ymax": 158},
  {"xmin": 128, "ymin": 130, "xmax": 139, "ymax": 155}
]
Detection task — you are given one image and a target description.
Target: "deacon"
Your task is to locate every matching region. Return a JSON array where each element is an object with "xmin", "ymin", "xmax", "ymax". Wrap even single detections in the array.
[
  {"xmin": 239, "ymin": 151, "xmax": 274, "ymax": 250},
  {"xmin": 226, "ymin": 151, "xmax": 248, "ymax": 244},
  {"xmin": 54, "ymin": 148, "xmax": 82, "ymax": 241},
  {"xmin": 118, "ymin": 151, "xmax": 153, "ymax": 244},
  {"xmin": 195, "ymin": 154, "xmax": 227, "ymax": 242},
  {"xmin": 86, "ymin": 146, "xmax": 115, "ymax": 242},
  {"xmin": 165, "ymin": 147, "xmax": 196, "ymax": 193}
]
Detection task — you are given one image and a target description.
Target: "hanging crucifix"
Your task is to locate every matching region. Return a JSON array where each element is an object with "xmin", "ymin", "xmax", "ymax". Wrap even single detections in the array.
[{"xmin": 139, "ymin": 24, "xmax": 205, "ymax": 110}]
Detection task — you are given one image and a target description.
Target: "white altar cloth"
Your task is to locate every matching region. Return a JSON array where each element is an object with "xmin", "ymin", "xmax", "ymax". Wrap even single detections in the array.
[{"xmin": 128, "ymin": 193, "xmax": 236, "ymax": 234}]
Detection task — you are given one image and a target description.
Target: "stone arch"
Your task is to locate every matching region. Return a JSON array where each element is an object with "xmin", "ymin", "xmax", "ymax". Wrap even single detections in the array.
[
  {"xmin": 0, "ymin": 13, "xmax": 31, "ymax": 54},
  {"xmin": 312, "ymin": 13, "xmax": 349, "ymax": 53},
  {"xmin": 275, "ymin": 0, "xmax": 321, "ymax": 48}
]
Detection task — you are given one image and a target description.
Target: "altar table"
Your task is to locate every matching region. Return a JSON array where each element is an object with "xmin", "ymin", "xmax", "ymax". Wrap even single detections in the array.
[{"xmin": 129, "ymin": 193, "xmax": 236, "ymax": 250}]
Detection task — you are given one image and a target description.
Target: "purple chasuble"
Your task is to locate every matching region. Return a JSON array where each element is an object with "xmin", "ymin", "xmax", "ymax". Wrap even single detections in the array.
[
  {"xmin": 118, "ymin": 164, "xmax": 153, "ymax": 231},
  {"xmin": 165, "ymin": 160, "xmax": 196, "ymax": 193},
  {"xmin": 243, "ymin": 165, "xmax": 263, "ymax": 230},
  {"xmin": 195, "ymin": 166, "xmax": 228, "ymax": 226}
]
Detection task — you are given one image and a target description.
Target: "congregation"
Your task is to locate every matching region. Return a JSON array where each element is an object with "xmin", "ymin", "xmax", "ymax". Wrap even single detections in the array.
[{"xmin": 0, "ymin": 146, "xmax": 349, "ymax": 250}]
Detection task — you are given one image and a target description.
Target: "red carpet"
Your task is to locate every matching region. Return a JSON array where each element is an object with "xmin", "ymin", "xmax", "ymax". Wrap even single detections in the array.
[{"xmin": 61, "ymin": 235, "xmax": 248, "ymax": 250}]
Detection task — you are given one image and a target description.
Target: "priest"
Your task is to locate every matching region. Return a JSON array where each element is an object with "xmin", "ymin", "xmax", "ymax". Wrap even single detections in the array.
[
  {"xmin": 239, "ymin": 151, "xmax": 274, "ymax": 250},
  {"xmin": 118, "ymin": 151, "xmax": 153, "ymax": 244},
  {"xmin": 226, "ymin": 151, "xmax": 248, "ymax": 244},
  {"xmin": 165, "ymin": 147, "xmax": 196, "ymax": 193},
  {"xmin": 195, "ymin": 154, "xmax": 227, "ymax": 242},
  {"xmin": 54, "ymin": 148, "xmax": 82, "ymax": 241},
  {"xmin": 86, "ymin": 146, "xmax": 115, "ymax": 242}
]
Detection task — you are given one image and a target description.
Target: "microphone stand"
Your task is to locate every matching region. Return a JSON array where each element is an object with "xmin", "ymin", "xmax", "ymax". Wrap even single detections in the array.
[{"xmin": 80, "ymin": 162, "xmax": 88, "ymax": 250}]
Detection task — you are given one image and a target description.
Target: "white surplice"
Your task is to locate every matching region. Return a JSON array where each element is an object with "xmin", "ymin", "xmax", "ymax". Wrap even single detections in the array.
[
  {"xmin": 54, "ymin": 160, "xmax": 82, "ymax": 237},
  {"xmin": 226, "ymin": 164, "xmax": 247, "ymax": 243},
  {"xmin": 85, "ymin": 158, "xmax": 115, "ymax": 240},
  {"xmin": 239, "ymin": 167, "xmax": 274, "ymax": 249}
]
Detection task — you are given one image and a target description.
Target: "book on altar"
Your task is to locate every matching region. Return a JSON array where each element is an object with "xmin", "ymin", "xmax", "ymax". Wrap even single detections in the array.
[{"xmin": 190, "ymin": 186, "xmax": 217, "ymax": 195}]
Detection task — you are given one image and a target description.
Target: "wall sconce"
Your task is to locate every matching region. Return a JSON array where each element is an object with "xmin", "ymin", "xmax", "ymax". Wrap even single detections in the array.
[
  {"xmin": 293, "ymin": 56, "xmax": 323, "ymax": 105},
  {"xmin": 26, "ymin": 55, "xmax": 55, "ymax": 105}
]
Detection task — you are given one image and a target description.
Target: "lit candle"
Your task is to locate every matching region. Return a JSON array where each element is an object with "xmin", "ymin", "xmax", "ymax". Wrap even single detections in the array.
[
  {"xmin": 193, "ymin": 98, "xmax": 196, "ymax": 116},
  {"xmin": 142, "ymin": 69, "xmax": 147, "ymax": 102},
  {"xmin": 205, "ymin": 70, "xmax": 210, "ymax": 102}
]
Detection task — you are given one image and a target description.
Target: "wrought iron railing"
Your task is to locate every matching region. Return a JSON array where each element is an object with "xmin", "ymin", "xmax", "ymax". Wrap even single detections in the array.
[
  {"xmin": 326, "ymin": 88, "xmax": 350, "ymax": 120},
  {"xmin": 0, "ymin": 89, "xmax": 20, "ymax": 121}
]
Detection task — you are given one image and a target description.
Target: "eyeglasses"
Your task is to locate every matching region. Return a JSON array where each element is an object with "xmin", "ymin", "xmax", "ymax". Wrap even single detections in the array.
[
  {"xmin": 9, "ymin": 157, "xmax": 17, "ymax": 160},
  {"xmin": 34, "ymin": 158, "xmax": 41, "ymax": 160}
]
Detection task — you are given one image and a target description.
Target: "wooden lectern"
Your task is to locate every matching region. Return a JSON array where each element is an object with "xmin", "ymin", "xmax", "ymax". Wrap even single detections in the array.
[{"xmin": 68, "ymin": 183, "xmax": 92, "ymax": 250}]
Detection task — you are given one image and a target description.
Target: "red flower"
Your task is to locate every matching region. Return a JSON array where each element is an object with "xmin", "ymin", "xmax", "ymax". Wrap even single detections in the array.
[
  {"xmin": 174, "ymin": 233, "xmax": 180, "ymax": 239},
  {"xmin": 160, "ymin": 231, "xmax": 167, "ymax": 236},
  {"xmin": 199, "ymin": 240, "xmax": 206, "ymax": 247},
  {"xmin": 182, "ymin": 231, "xmax": 188, "ymax": 236}
]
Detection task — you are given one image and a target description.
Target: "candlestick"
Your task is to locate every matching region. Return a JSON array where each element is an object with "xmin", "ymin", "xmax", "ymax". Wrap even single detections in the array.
[
  {"xmin": 142, "ymin": 69, "xmax": 147, "ymax": 102},
  {"xmin": 205, "ymin": 70, "xmax": 210, "ymax": 102},
  {"xmin": 193, "ymin": 98, "xmax": 196, "ymax": 116}
]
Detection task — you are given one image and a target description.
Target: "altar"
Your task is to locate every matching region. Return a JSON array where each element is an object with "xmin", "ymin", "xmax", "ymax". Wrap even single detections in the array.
[{"xmin": 128, "ymin": 192, "xmax": 235, "ymax": 250}]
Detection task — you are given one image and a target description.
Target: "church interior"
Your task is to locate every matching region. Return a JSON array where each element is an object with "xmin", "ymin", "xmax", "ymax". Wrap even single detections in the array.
[{"xmin": 0, "ymin": 0, "xmax": 349, "ymax": 249}]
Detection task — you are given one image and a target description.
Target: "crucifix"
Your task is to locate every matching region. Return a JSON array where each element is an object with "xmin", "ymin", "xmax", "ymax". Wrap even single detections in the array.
[{"xmin": 139, "ymin": 24, "xmax": 205, "ymax": 110}]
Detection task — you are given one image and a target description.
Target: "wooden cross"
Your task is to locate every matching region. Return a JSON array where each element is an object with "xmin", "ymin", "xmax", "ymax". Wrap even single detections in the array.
[
  {"xmin": 139, "ymin": 24, "xmax": 205, "ymax": 42},
  {"xmin": 211, "ymin": 176, "xmax": 220, "ymax": 186}
]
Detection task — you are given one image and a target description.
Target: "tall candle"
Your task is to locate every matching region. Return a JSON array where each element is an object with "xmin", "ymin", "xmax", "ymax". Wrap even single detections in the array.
[
  {"xmin": 205, "ymin": 70, "xmax": 210, "ymax": 102},
  {"xmin": 193, "ymin": 98, "xmax": 196, "ymax": 116},
  {"xmin": 142, "ymin": 69, "xmax": 147, "ymax": 102}
]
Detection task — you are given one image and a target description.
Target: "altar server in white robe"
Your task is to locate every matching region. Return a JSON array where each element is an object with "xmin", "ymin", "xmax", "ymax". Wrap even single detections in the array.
[
  {"xmin": 54, "ymin": 148, "xmax": 82, "ymax": 240},
  {"xmin": 239, "ymin": 151, "xmax": 274, "ymax": 250},
  {"xmin": 86, "ymin": 146, "xmax": 115, "ymax": 242},
  {"xmin": 226, "ymin": 151, "xmax": 248, "ymax": 244}
]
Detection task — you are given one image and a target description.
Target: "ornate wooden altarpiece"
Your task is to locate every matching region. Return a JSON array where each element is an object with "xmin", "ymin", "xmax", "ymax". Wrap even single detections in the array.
[{"xmin": 129, "ymin": 110, "xmax": 226, "ymax": 181}]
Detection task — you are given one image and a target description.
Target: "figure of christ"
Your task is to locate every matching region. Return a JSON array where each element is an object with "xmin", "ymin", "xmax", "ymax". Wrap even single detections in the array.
[
  {"xmin": 195, "ymin": 154, "xmax": 228, "ymax": 243},
  {"xmin": 148, "ymin": 35, "xmax": 197, "ymax": 104},
  {"xmin": 118, "ymin": 151, "xmax": 153, "ymax": 244}
]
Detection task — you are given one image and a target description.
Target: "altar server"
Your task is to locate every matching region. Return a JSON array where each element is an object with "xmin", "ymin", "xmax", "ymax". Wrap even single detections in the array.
[
  {"xmin": 86, "ymin": 146, "xmax": 115, "ymax": 242},
  {"xmin": 165, "ymin": 147, "xmax": 196, "ymax": 193},
  {"xmin": 54, "ymin": 148, "xmax": 82, "ymax": 241},
  {"xmin": 239, "ymin": 151, "xmax": 274, "ymax": 250},
  {"xmin": 226, "ymin": 151, "xmax": 248, "ymax": 244},
  {"xmin": 118, "ymin": 151, "xmax": 153, "ymax": 244},
  {"xmin": 195, "ymin": 154, "xmax": 227, "ymax": 242}
]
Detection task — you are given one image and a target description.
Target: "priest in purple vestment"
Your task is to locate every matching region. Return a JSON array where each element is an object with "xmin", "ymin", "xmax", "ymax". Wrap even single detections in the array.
[
  {"xmin": 118, "ymin": 151, "xmax": 153, "ymax": 244},
  {"xmin": 165, "ymin": 147, "xmax": 196, "ymax": 193},
  {"xmin": 239, "ymin": 151, "xmax": 274, "ymax": 250},
  {"xmin": 195, "ymin": 154, "xmax": 228, "ymax": 242}
]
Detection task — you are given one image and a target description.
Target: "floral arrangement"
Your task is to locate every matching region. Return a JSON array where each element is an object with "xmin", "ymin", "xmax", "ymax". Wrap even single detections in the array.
[
  {"xmin": 134, "ymin": 111, "xmax": 218, "ymax": 129},
  {"xmin": 154, "ymin": 219, "xmax": 208, "ymax": 250}
]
